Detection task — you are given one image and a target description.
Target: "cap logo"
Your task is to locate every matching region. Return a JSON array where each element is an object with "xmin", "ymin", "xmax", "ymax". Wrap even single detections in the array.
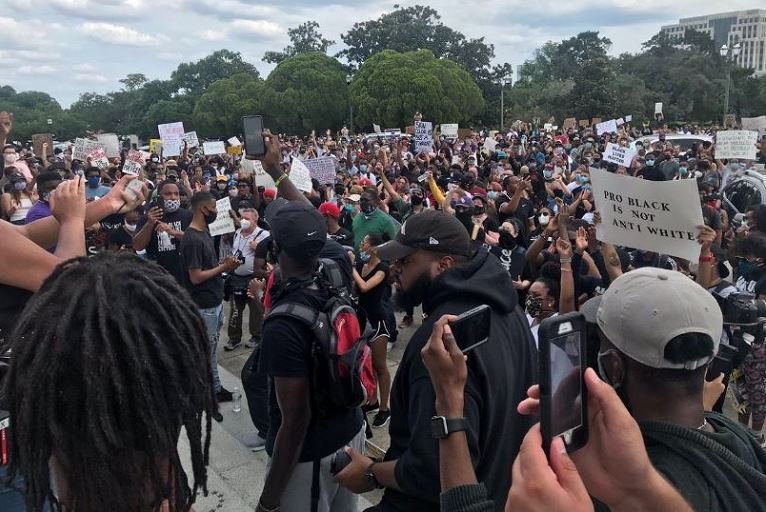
[
  {"xmin": 429, "ymin": 237, "xmax": 439, "ymax": 245},
  {"xmin": 307, "ymin": 231, "xmax": 317, "ymax": 236}
]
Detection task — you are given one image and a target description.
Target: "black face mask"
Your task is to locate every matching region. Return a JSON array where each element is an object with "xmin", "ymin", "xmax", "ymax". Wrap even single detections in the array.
[
  {"xmin": 455, "ymin": 209, "xmax": 473, "ymax": 230},
  {"xmin": 204, "ymin": 210, "xmax": 218, "ymax": 225},
  {"xmin": 499, "ymin": 232, "xmax": 517, "ymax": 249},
  {"xmin": 473, "ymin": 205, "xmax": 486, "ymax": 215},
  {"xmin": 411, "ymin": 195, "xmax": 423, "ymax": 206}
]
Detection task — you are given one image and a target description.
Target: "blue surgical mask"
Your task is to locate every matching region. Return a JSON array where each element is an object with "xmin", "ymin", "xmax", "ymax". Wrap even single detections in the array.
[
  {"xmin": 487, "ymin": 191, "xmax": 499, "ymax": 200},
  {"xmin": 359, "ymin": 251, "xmax": 371, "ymax": 263},
  {"xmin": 87, "ymin": 176, "xmax": 100, "ymax": 188},
  {"xmin": 543, "ymin": 170, "xmax": 554, "ymax": 180},
  {"xmin": 646, "ymin": 159, "xmax": 655, "ymax": 167},
  {"xmin": 578, "ymin": 175, "xmax": 590, "ymax": 184},
  {"xmin": 359, "ymin": 164, "xmax": 368, "ymax": 173},
  {"xmin": 679, "ymin": 167, "xmax": 689, "ymax": 176}
]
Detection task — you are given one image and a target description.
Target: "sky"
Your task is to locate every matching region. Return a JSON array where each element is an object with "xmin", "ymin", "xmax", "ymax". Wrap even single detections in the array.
[{"xmin": 0, "ymin": 0, "xmax": 761, "ymax": 107}]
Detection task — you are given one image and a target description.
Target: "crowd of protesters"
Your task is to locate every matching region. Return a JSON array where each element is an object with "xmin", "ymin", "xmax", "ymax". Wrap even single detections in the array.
[{"xmin": 1, "ymin": 106, "xmax": 766, "ymax": 512}]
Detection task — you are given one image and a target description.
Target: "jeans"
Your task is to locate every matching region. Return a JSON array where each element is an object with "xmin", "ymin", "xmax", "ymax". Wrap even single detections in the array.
[
  {"xmin": 199, "ymin": 304, "xmax": 224, "ymax": 393},
  {"xmin": 228, "ymin": 292, "xmax": 264, "ymax": 343}
]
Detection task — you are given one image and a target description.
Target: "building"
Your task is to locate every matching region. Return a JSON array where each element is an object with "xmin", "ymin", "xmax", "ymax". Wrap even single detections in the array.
[{"xmin": 660, "ymin": 9, "xmax": 766, "ymax": 76}]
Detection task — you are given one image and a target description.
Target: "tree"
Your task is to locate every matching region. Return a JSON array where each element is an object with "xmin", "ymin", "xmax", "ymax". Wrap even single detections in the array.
[
  {"xmin": 171, "ymin": 50, "xmax": 259, "ymax": 95},
  {"xmin": 348, "ymin": 49, "xmax": 484, "ymax": 129},
  {"xmin": 263, "ymin": 21, "xmax": 335, "ymax": 64},
  {"xmin": 193, "ymin": 73, "xmax": 264, "ymax": 137},
  {"xmin": 119, "ymin": 73, "xmax": 148, "ymax": 91},
  {"xmin": 260, "ymin": 52, "xmax": 349, "ymax": 135}
]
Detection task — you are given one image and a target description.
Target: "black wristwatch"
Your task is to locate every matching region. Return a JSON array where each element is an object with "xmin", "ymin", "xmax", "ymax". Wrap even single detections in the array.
[
  {"xmin": 365, "ymin": 462, "xmax": 384, "ymax": 489},
  {"xmin": 430, "ymin": 416, "xmax": 469, "ymax": 439}
]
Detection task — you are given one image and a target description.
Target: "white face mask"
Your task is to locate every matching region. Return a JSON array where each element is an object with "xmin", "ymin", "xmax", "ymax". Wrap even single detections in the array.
[
  {"xmin": 124, "ymin": 222, "xmax": 137, "ymax": 233},
  {"xmin": 240, "ymin": 219, "xmax": 252, "ymax": 230},
  {"xmin": 229, "ymin": 189, "xmax": 239, "ymax": 197},
  {"xmin": 4, "ymin": 153, "xmax": 18, "ymax": 165},
  {"xmin": 539, "ymin": 214, "xmax": 550, "ymax": 226}
]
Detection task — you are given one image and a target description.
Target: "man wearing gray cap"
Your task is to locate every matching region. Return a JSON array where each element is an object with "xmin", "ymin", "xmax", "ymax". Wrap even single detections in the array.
[{"xmin": 590, "ymin": 267, "xmax": 766, "ymax": 512}]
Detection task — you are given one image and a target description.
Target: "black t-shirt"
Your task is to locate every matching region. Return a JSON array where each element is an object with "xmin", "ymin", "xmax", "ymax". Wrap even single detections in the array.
[
  {"xmin": 329, "ymin": 227, "xmax": 354, "ymax": 247},
  {"xmin": 496, "ymin": 193, "xmax": 534, "ymax": 227},
  {"xmin": 489, "ymin": 245, "xmax": 527, "ymax": 281},
  {"xmin": 355, "ymin": 261, "xmax": 391, "ymax": 323},
  {"xmin": 260, "ymin": 285, "xmax": 364, "ymax": 462},
  {"xmin": 0, "ymin": 283, "xmax": 33, "ymax": 341},
  {"xmin": 179, "ymin": 227, "xmax": 224, "ymax": 309},
  {"xmin": 137, "ymin": 208, "xmax": 193, "ymax": 283},
  {"xmin": 108, "ymin": 227, "xmax": 134, "ymax": 249}
]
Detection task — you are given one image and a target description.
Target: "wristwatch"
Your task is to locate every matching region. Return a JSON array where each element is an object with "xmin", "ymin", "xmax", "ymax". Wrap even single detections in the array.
[
  {"xmin": 430, "ymin": 416, "xmax": 469, "ymax": 439},
  {"xmin": 365, "ymin": 462, "xmax": 384, "ymax": 489}
]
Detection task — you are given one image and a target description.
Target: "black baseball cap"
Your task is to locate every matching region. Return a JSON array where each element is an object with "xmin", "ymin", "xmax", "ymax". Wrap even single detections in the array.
[
  {"xmin": 268, "ymin": 201, "xmax": 326, "ymax": 258},
  {"xmin": 375, "ymin": 210, "xmax": 472, "ymax": 261}
]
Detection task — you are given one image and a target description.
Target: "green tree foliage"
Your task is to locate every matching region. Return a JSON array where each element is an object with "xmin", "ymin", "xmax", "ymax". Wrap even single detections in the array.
[
  {"xmin": 0, "ymin": 86, "xmax": 86, "ymax": 141},
  {"xmin": 193, "ymin": 73, "xmax": 264, "ymax": 137},
  {"xmin": 349, "ymin": 50, "xmax": 484, "ymax": 128},
  {"xmin": 260, "ymin": 52, "xmax": 348, "ymax": 135},
  {"xmin": 263, "ymin": 21, "xmax": 335, "ymax": 65},
  {"xmin": 171, "ymin": 49, "xmax": 259, "ymax": 95}
]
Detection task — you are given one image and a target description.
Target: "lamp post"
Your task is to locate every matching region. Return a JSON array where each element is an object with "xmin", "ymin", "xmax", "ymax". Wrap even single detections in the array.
[
  {"xmin": 346, "ymin": 74, "xmax": 354, "ymax": 135},
  {"xmin": 720, "ymin": 43, "xmax": 741, "ymax": 126},
  {"xmin": 500, "ymin": 71, "xmax": 512, "ymax": 132}
]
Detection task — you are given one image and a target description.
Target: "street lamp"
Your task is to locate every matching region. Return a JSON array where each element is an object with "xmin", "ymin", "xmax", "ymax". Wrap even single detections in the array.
[
  {"xmin": 720, "ymin": 42, "xmax": 741, "ymax": 126},
  {"xmin": 500, "ymin": 72, "xmax": 512, "ymax": 132},
  {"xmin": 346, "ymin": 74, "xmax": 354, "ymax": 135}
]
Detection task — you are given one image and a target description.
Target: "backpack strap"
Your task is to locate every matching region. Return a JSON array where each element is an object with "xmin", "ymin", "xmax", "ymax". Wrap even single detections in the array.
[
  {"xmin": 319, "ymin": 258, "xmax": 345, "ymax": 290},
  {"xmin": 268, "ymin": 302, "xmax": 319, "ymax": 326}
]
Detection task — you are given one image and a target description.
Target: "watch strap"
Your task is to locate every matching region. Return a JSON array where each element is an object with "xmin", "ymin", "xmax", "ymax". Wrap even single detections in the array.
[{"xmin": 431, "ymin": 416, "xmax": 470, "ymax": 439}]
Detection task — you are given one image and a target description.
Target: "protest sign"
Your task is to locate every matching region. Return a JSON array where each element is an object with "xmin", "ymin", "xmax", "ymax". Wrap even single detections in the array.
[
  {"xmin": 724, "ymin": 114, "xmax": 737, "ymax": 128},
  {"xmin": 121, "ymin": 149, "xmax": 145, "ymax": 176},
  {"xmin": 596, "ymin": 119, "xmax": 618, "ymax": 135},
  {"xmin": 87, "ymin": 146, "xmax": 109, "ymax": 170},
  {"xmin": 563, "ymin": 118, "xmax": 577, "ymax": 130},
  {"xmin": 31, "ymin": 133, "xmax": 53, "ymax": 158},
  {"xmin": 579, "ymin": 120, "xmax": 590, "ymax": 128},
  {"xmin": 624, "ymin": 115, "xmax": 633, "ymax": 123},
  {"xmin": 741, "ymin": 116, "xmax": 766, "ymax": 137},
  {"xmin": 149, "ymin": 139, "xmax": 162, "ymax": 154},
  {"xmin": 72, "ymin": 138, "xmax": 103, "ymax": 161},
  {"xmin": 208, "ymin": 197, "xmax": 236, "ymax": 237},
  {"xmin": 414, "ymin": 121, "xmax": 433, "ymax": 155},
  {"xmin": 203, "ymin": 141, "xmax": 226, "ymax": 155},
  {"xmin": 654, "ymin": 102, "xmax": 663, "ymax": 115},
  {"xmin": 128, "ymin": 134, "xmax": 139, "ymax": 148},
  {"xmin": 227, "ymin": 145, "xmax": 242, "ymax": 155},
  {"xmin": 304, "ymin": 156, "xmax": 336, "ymax": 185},
  {"xmin": 157, "ymin": 122, "xmax": 185, "ymax": 156},
  {"xmin": 616, "ymin": 118, "xmax": 625, "ymax": 126},
  {"xmin": 603, "ymin": 143, "xmax": 637, "ymax": 167},
  {"xmin": 458, "ymin": 128, "xmax": 473, "ymax": 139},
  {"xmin": 96, "ymin": 133, "xmax": 120, "ymax": 158},
  {"xmin": 543, "ymin": 123, "xmax": 553, "ymax": 132},
  {"xmin": 441, "ymin": 124, "xmax": 458, "ymax": 138},
  {"xmin": 591, "ymin": 118, "xmax": 602, "ymax": 126},
  {"xmin": 290, "ymin": 158, "xmax": 313, "ymax": 193},
  {"xmin": 183, "ymin": 131, "xmax": 200, "ymax": 148},
  {"xmin": 715, "ymin": 130, "xmax": 758, "ymax": 160},
  {"xmin": 241, "ymin": 159, "xmax": 276, "ymax": 188},
  {"xmin": 591, "ymin": 169, "xmax": 704, "ymax": 262},
  {"xmin": 227, "ymin": 136, "xmax": 242, "ymax": 147},
  {"xmin": 482, "ymin": 137, "xmax": 497, "ymax": 155},
  {"xmin": 373, "ymin": 124, "xmax": 382, "ymax": 134}
]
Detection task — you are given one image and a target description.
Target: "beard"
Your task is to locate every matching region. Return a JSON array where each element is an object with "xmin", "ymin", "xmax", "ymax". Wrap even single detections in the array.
[{"xmin": 394, "ymin": 273, "xmax": 433, "ymax": 310}]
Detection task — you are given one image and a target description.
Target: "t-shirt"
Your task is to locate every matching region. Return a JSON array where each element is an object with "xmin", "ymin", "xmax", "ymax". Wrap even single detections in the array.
[
  {"xmin": 495, "ymin": 193, "xmax": 533, "ymax": 226},
  {"xmin": 137, "ymin": 208, "xmax": 193, "ymax": 283},
  {"xmin": 735, "ymin": 271, "xmax": 766, "ymax": 297},
  {"xmin": 351, "ymin": 209, "xmax": 398, "ymax": 251},
  {"xmin": 355, "ymin": 261, "xmax": 391, "ymax": 324},
  {"xmin": 108, "ymin": 226, "xmax": 135, "ymax": 250},
  {"xmin": 260, "ymin": 285, "xmax": 364, "ymax": 462},
  {"xmin": 489, "ymin": 245, "xmax": 527, "ymax": 281},
  {"xmin": 179, "ymin": 227, "xmax": 224, "ymax": 309},
  {"xmin": 85, "ymin": 184, "xmax": 112, "ymax": 200},
  {"xmin": 25, "ymin": 200, "xmax": 52, "ymax": 223},
  {"xmin": 328, "ymin": 226, "xmax": 354, "ymax": 247},
  {"xmin": 232, "ymin": 227, "xmax": 269, "ymax": 276}
]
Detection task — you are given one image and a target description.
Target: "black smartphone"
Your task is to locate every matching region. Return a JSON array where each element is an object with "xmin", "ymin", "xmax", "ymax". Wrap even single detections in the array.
[
  {"xmin": 330, "ymin": 448, "xmax": 351, "ymax": 475},
  {"xmin": 449, "ymin": 304, "xmax": 491, "ymax": 353},
  {"xmin": 539, "ymin": 312, "xmax": 588, "ymax": 457},
  {"xmin": 706, "ymin": 343, "xmax": 738, "ymax": 382},
  {"xmin": 243, "ymin": 115, "xmax": 265, "ymax": 157}
]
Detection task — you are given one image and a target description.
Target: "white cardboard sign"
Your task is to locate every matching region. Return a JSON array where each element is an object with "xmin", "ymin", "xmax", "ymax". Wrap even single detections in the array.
[
  {"xmin": 208, "ymin": 197, "xmax": 236, "ymax": 237},
  {"xmin": 741, "ymin": 116, "xmax": 766, "ymax": 137},
  {"xmin": 603, "ymin": 143, "xmax": 637, "ymax": 167},
  {"xmin": 591, "ymin": 169, "xmax": 704, "ymax": 262},
  {"xmin": 596, "ymin": 119, "xmax": 618, "ymax": 135},
  {"xmin": 228, "ymin": 136, "xmax": 242, "ymax": 147},
  {"xmin": 414, "ymin": 121, "xmax": 433, "ymax": 155},
  {"xmin": 241, "ymin": 159, "xmax": 276, "ymax": 188},
  {"xmin": 183, "ymin": 131, "xmax": 200, "ymax": 148},
  {"xmin": 290, "ymin": 158, "xmax": 313, "ymax": 193},
  {"xmin": 716, "ymin": 130, "xmax": 758, "ymax": 160},
  {"xmin": 373, "ymin": 124, "xmax": 382, "ymax": 134},
  {"xmin": 654, "ymin": 103, "xmax": 663, "ymax": 115},
  {"xmin": 72, "ymin": 138, "xmax": 103, "ymax": 161},
  {"xmin": 158, "ymin": 122, "xmax": 185, "ymax": 156},
  {"xmin": 303, "ymin": 156, "xmax": 336, "ymax": 185},
  {"xmin": 203, "ymin": 141, "xmax": 226, "ymax": 155},
  {"xmin": 441, "ymin": 124, "xmax": 458, "ymax": 138},
  {"xmin": 96, "ymin": 133, "xmax": 120, "ymax": 158}
]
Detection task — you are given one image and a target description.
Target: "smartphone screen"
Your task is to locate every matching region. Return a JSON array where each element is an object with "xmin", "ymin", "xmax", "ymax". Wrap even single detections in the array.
[
  {"xmin": 548, "ymin": 330, "xmax": 584, "ymax": 438},
  {"xmin": 243, "ymin": 115, "xmax": 265, "ymax": 157},
  {"xmin": 450, "ymin": 305, "xmax": 491, "ymax": 353}
]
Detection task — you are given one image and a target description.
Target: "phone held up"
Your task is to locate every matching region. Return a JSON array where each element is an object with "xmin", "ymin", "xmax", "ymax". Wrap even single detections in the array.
[
  {"xmin": 449, "ymin": 304, "xmax": 491, "ymax": 354},
  {"xmin": 242, "ymin": 115, "xmax": 266, "ymax": 158},
  {"xmin": 538, "ymin": 312, "xmax": 588, "ymax": 457}
]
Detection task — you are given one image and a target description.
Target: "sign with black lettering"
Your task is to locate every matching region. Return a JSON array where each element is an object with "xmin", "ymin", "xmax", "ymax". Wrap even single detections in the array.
[
  {"xmin": 591, "ymin": 169, "xmax": 704, "ymax": 262},
  {"xmin": 603, "ymin": 143, "xmax": 637, "ymax": 167}
]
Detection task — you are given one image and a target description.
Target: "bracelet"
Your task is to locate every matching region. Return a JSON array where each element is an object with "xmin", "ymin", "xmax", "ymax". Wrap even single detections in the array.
[
  {"xmin": 274, "ymin": 173, "xmax": 288, "ymax": 188},
  {"xmin": 559, "ymin": 258, "xmax": 572, "ymax": 264},
  {"xmin": 560, "ymin": 268, "xmax": 573, "ymax": 272},
  {"xmin": 699, "ymin": 254, "xmax": 714, "ymax": 263},
  {"xmin": 257, "ymin": 500, "xmax": 280, "ymax": 512}
]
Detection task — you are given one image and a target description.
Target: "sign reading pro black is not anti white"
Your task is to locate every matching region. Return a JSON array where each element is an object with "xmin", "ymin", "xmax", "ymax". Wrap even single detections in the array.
[{"xmin": 591, "ymin": 169, "xmax": 704, "ymax": 262}]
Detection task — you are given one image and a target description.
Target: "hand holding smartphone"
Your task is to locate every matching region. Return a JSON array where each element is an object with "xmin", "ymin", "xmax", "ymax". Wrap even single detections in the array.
[
  {"xmin": 449, "ymin": 304, "xmax": 491, "ymax": 353},
  {"xmin": 243, "ymin": 115, "xmax": 265, "ymax": 157}
]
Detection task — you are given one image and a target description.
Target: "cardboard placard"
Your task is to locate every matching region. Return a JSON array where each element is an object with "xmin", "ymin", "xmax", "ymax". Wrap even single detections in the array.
[
  {"xmin": 184, "ymin": 131, "xmax": 200, "ymax": 148},
  {"xmin": 87, "ymin": 146, "xmax": 109, "ymax": 170},
  {"xmin": 203, "ymin": 141, "xmax": 226, "ymax": 155},
  {"xmin": 303, "ymin": 156, "xmax": 336, "ymax": 185},
  {"xmin": 373, "ymin": 124, "xmax": 382, "ymax": 134},
  {"xmin": 596, "ymin": 119, "xmax": 618, "ymax": 135},
  {"xmin": 122, "ymin": 148, "xmax": 145, "ymax": 176},
  {"xmin": 227, "ymin": 145, "xmax": 243, "ymax": 155},
  {"xmin": 289, "ymin": 158, "xmax": 313, "ymax": 193},
  {"xmin": 654, "ymin": 102, "xmax": 663, "ymax": 115},
  {"xmin": 149, "ymin": 139, "xmax": 162, "ymax": 154},
  {"xmin": 591, "ymin": 118, "xmax": 602, "ymax": 126},
  {"xmin": 741, "ymin": 116, "xmax": 766, "ymax": 137},
  {"xmin": 241, "ymin": 159, "xmax": 276, "ymax": 188},
  {"xmin": 563, "ymin": 118, "xmax": 577, "ymax": 130},
  {"xmin": 208, "ymin": 197, "xmax": 236, "ymax": 237},
  {"xmin": 625, "ymin": 115, "xmax": 633, "ymax": 123},
  {"xmin": 414, "ymin": 121, "xmax": 433, "ymax": 155},
  {"xmin": 591, "ymin": 169, "xmax": 704, "ymax": 262},
  {"xmin": 579, "ymin": 120, "xmax": 590, "ymax": 128},
  {"xmin": 724, "ymin": 114, "xmax": 737, "ymax": 128},
  {"xmin": 31, "ymin": 133, "xmax": 53, "ymax": 158},
  {"xmin": 441, "ymin": 124, "xmax": 459, "ymax": 138},
  {"xmin": 157, "ymin": 122, "xmax": 185, "ymax": 157},
  {"xmin": 96, "ymin": 133, "xmax": 120, "ymax": 158},
  {"xmin": 603, "ymin": 143, "xmax": 637, "ymax": 167},
  {"xmin": 227, "ymin": 136, "xmax": 242, "ymax": 147},
  {"xmin": 715, "ymin": 130, "xmax": 758, "ymax": 160},
  {"xmin": 72, "ymin": 138, "xmax": 103, "ymax": 162},
  {"xmin": 457, "ymin": 128, "xmax": 473, "ymax": 139}
]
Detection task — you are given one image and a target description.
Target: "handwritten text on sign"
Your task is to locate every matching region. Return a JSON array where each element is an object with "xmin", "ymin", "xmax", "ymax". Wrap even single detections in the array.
[
  {"xmin": 591, "ymin": 169, "xmax": 704, "ymax": 262},
  {"xmin": 715, "ymin": 130, "xmax": 758, "ymax": 160},
  {"xmin": 414, "ymin": 121, "xmax": 433, "ymax": 155},
  {"xmin": 208, "ymin": 197, "xmax": 236, "ymax": 237},
  {"xmin": 603, "ymin": 143, "xmax": 637, "ymax": 167}
]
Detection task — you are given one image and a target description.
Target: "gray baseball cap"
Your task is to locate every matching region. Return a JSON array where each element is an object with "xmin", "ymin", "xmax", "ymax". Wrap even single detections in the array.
[{"xmin": 595, "ymin": 267, "xmax": 722, "ymax": 370}]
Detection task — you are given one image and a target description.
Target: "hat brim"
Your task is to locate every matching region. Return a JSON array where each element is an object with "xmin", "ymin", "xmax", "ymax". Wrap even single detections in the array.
[
  {"xmin": 581, "ymin": 295, "xmax": 603, "ymax": 324},
  {"xmin": 374, "ymin": 240, "xmax": 416, "ymax": 262}
]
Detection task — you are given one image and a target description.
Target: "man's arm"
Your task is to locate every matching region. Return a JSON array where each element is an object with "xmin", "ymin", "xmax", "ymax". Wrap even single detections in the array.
[
  {"xmin": 379, "ymin": 171, "xmax": 401, "ymax": 203},
  {"xmin": 258, "ymin": 376, "xmax": 312, "ymax": 509},
  {"xmin": 188, "ymin": 261, "xmax": 235, "ymax": 285},
  {"xmin": 255, "ymin": 130, "xmax": 309, "ymax": 205}
]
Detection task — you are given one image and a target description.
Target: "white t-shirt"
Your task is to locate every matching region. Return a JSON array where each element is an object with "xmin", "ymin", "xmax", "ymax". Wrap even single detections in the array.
[{"xmin": 232, "ymin": 227, "xmax": 269, "ymax": 275}]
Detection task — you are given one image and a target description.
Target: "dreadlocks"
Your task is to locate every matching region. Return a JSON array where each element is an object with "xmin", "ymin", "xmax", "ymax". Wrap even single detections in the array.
[{"xmin": 1, "ymin": 252, "xmax": 215, "ymax": 512}]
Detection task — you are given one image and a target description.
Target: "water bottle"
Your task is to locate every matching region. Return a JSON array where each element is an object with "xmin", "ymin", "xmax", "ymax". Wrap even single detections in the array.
[{"xmin": 232, "ymin": 387, "xmax": 242, "ymax": 413}]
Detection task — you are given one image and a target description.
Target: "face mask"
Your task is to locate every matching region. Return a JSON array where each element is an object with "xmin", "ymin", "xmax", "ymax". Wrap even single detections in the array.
[
  {"xmin": 359, "ymin": 165, "xmax": 368, "ymax": 173},
  {"xmin": 87, "ymin": 176, "xmax": 100, "ymax": 188},
  {"xmin": 344, "ymin": 204, "xmax": 355, "ymax": 213},
  {"xmin": 152, "ymin": 158, "xmax": 159, "ymax": 163},
  {"xmin": 473, "ymin": 205, "xmax": 486, "ymax": 215},
  {"xmin": 361, "ymin": 202, "xmax": 375, "ymax": 215},
  {"xmin": 4, "ymin": 154, "xmax": 18, "ymax": 165},
  {"xmin": 525, "ymin": 296, "xmax": 544, "ymax": 318},
  {"xmin": 204, "ymin": 210, "xmax": 218, "ymax": 225},
  {"xmin": 359, "ymin": 251, "xmax": 371, "ymax": 263},
  {"xmin": 13, "ymin": 181, "xmax": 26, "ymax": 191},
  {"xmin": 229, "ymin": 189, "xmax": 239, "ymax": 197},
  {"xmin": 578, "ymin": 175, "xmax": 590, "ymax": 184},
  {"xmin": 240, "ymin": 219, "xmax": 252, "ymax": 230},
  {"xmin": 597, "ymin": 349, "xmax": 621, "ymax": 389},
  {"xmin": 538, "ymin": 214, "xmax": 550, "ymax": 226},
  {"xmin": 488, "ymin": 191, "xmax": 499, "ymax": 200},
  {"xmin": 543, "ymin": 170, "xmax": 554, "ymax": 180},
  {"xmin": 40, "ymin": 192, "xmax": 51, "ymax": 202},
  {"xmin": 679, "ymin": 167, "xmax": 688, "ymax": 176},
  {"xmin": 163, "ymin": 199, "xmax": 181, "ymax": 213},
  {"xmin": 646, "ymin": 159, "xmax": 655, "ymax": 167},
  {"xmin": 124, "ymin": 222, "xmax": 137, "ymax": 233},
  {"xmin": 217, "ymin": 183, "xmax": 227, "ymax": 190},
  {"xmin": 411, "ymin": 195, "xmax": 423, "ymax": 206},
  {"xmin": 499, "ymin": 231, "xmax": 517, "ymax": 248}
]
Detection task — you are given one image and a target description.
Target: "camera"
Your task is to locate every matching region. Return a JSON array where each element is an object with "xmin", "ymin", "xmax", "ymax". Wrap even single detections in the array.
[
  {"xmin": 233, "ymin": 250, "xmax": 246, "ymax": 265},
  {"xmin": 722, "ymin": 293, "xmax": 766, "ymax": 326}
]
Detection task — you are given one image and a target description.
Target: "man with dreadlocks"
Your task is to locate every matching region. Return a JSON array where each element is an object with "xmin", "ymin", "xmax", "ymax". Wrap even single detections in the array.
[{"xmin": 1, "ymin": 252, "xmax": 216, "ymax": 512}]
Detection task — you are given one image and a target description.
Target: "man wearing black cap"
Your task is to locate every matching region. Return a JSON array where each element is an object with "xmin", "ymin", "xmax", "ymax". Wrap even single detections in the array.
[
  {"xmin": 257, "ymin": 201, "xmax": 364, "ymax": 512},
  {"xmin": 335, "ymin": 210, "xmax": 536, "ymax": 511}
]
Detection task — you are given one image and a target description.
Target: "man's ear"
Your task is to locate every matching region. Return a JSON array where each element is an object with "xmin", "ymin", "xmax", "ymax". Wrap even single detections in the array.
[{"xmin": 438, "ymin": 255, "xmax": 457, "ymax": 272}]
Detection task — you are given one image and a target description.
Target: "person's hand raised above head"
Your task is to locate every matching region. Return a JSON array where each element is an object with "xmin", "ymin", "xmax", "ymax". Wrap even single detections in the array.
[
  {"xmin": 50, "ymin": 175, "xmax": 86, "ymax": 224},
  {"xmin": 104, "ymin": 175, "xmax": 148, "ymax": 215}
]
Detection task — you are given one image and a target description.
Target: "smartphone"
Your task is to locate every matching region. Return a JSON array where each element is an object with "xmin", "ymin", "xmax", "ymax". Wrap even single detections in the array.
[
  {"xmin": 243, "ymin": 115, "xmax": 265, "ymax": 157},
  {"xmin": 418, "ymin": 174, "xmax": 427, "ymax": 182},
  {"xmin": 449, "ymin": 304, "xmax": 491, "ymax": 353},
  {"xmin": 125, "ymin": 178, "xmax": 144, "ymax": 201},
  {"xmin": 539, "ymin": 312, "xmax": 588, "ymax": 456},
  {"xmin": 330, "ymin": 448, "xmax": 351, "ymax": 475},
  {"xmin": 706, "ymin": 343, "xmax": 738, "ymax": 382}
]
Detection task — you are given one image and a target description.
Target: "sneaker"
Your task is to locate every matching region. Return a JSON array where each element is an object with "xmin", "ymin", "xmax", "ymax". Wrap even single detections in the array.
[
  {"xmin": 248, "ymin": 434, "xmax": 267, "ymax": 452},
  {"xmin": 216, "ymin": 387, "xmax": 233, "ymax": 403},
  {"xmin": 398, "ymin": 315, "xmax": 413, "ymax": 329},
  {"xmin": 224, "ymin": 339, "xmax": 241, "ymax": 351},
  {"xmin": 372, "ymin": 410, "xmax": 391, "ymax": 429},
  {"xmin": 244, "ymin": 337, "xmax": 259, "ymax": 349},
  {"xmin": 212, "ymin": 410, "xmax": 223, "ymax": 422},
  {"xmin": 362, "ymin": 401, "xmax": 380, "ymax": 414}
]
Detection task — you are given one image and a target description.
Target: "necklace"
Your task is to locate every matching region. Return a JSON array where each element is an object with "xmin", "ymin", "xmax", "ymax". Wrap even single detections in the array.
[{"xmin": 697, "ymin": 419, "xmax": 708, "ymax": 430}]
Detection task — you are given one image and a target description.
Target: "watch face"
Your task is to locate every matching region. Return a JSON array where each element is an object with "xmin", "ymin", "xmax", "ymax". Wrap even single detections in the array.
[{"xmin": 430, "ymin": 416, "xmax": 448, "ymax": 439}]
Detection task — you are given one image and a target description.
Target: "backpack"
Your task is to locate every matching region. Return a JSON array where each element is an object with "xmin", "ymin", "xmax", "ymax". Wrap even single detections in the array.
[{"xmin": 268, "ymin": 259, "xmax": 376, "ymax": 417}]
